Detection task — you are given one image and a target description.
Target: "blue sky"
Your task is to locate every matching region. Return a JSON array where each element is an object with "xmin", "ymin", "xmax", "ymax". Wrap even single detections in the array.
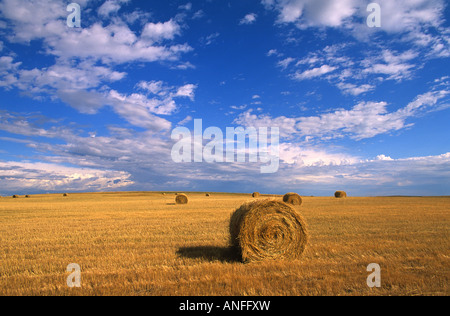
[{"xmin": 0, "ymin": 0, "xmax": 449, "ymax": 196}]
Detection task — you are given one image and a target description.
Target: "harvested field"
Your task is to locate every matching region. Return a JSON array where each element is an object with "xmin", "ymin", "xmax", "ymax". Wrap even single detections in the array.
[{"xmin": 0, "ymin": 192, "xmax": 448, "ymax": 296}]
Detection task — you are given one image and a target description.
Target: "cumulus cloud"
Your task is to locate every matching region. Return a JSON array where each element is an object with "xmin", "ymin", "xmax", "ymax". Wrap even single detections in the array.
[
  {"xmin": 240, "ymin": 13, "xmax": 258, "ymax": 25},
  {"xmin": 262, "ymin": 0, "xmax": 447, "ymax": 32},
  {"xmin": 98, "ymin": 0, "xmax": 129, "ymax": 17},
  {"xmin": 141, "ymin": 19, "xmax": 182, "ymax": 42},
  {"xmin": 0, "ymin": 0, "xmax": 192, "ymax": 64},
  {"xmin": 262, "ymin": 0, "xmax": 359, "ymax": 26}
]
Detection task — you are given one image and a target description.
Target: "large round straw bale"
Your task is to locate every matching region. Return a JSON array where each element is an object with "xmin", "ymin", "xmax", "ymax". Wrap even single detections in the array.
[
  {"xmin": 12, "ymin": 195, "xmax": 19, "ymax": 198},
  {"xmin": 63, "ymin": 193, "xmax": 68, "ymax": 197},
  {"xmin": 176, "ymin": 193, "xmax": 188, "ymax": 204},
  {"xmin": 206, "ymin": 193, "xmax": 210, "ymax": 197},
  {"xmin": 335, "ymin": 191, "xmax": 347, "ymax": 198},
  {"xmin": 283, "ymin": 192, "xmax": 302, "ymax": 206},
  {"xmin": 230, "ymin": 199, "xmax": 309, "ymax": 263},
  {"xmin": 252, "ymin": 192, "xmax": 260, "ymax": 198}
]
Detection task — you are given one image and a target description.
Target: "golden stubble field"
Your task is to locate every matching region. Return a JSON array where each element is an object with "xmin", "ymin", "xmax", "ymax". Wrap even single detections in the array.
[{"xmin": 0, "ymin": 192, "xmax": 448, "ymax": 296}]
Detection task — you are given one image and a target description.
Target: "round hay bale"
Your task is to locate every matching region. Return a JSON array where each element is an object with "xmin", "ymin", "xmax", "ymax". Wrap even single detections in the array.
[
  {"xmin": 175, "ymin": 193, "xmax": 188, "ymax": 204},
  {"xmin": 335, "ymin": 191, "xmax": 347, "ymax": 198},
  {"xmin": 230, "ymin": 199, "xmax": 309, "ymax": 263},
  {"xmin": 206, "ymin": 193, "xmax": 210, "ymax": 197},
  {"xmin": 25, "ymin": 195, "xmax": 30, "ymax": 198},
  {"xmin": 12, "ymin": 195, "xmax": 19, "ymax": 199},
  {"xmin": 283, "ymin": 192, "xmax": 303, "ymax": 206},
  {"xmin": 63, "ymin": 193, "xmax": 68, "ymax": 197},
  {"xmin": 252, "ymin": 192, "xmax": 260, "ymax": 198}
]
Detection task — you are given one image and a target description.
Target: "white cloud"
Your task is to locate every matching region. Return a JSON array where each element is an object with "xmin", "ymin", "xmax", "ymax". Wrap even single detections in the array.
[
  {"xmin": 178, "ymin": 3, "xmax": 192, "ymax": 11},
  {"xmin": 267, "ymin": 49, "xmax": 279, "ymax": 57},
  {"xmin": 373, "ymin": 0, "xmax": 445, "ymax": 33},
  {"xmin": 193, "ymin": 10, "xmax": 205, "ymax": 19},
  {"xmin": 233, "ymin": 110, "xmax": 298, "ymax": 138},
  {"xmin": 263, "ymin": 0, "xmax": 447, "ymax": 32},
  {"xmin": 200, "ymin": 32, "xmax": 220, "ymax": 46},
  {"xmin": 0, "ymin": 161, "xmax": 134, "ymax": 194},
  {"xmin": 278, "ymin": 57, "xmax": 296, "ymax": 70},
  {"xmin": 240, "ymin": 13, "xmax": 258, "ymax": 25},
  {"xmin": 141, "ymin": 19, "xmax": 181, "ymax": 42},
  {"xmin": 176, "ymin": 84, "xmax": 198, "ymax": 100},
  {"xmin": 293, "ymin": 65, "xmax": 337, "ymax": 80},
  {"xmin": 105, "ymin": 81, "xmax": 197, "ymax": 130},
  {"xmin": 263, "ymin": 0, "xmax": 358, "ymax": 26},
  {"xmin": 1, "ymin": 111, "xmax": 449, "ymax": 196},
  {"xmin": 0, "ymin": 0, "xmax": 192, "ymax": 64},
  {"xmin": 362, "ymin": 49, "xmax": 418, "ymax": 81},
  {"xmin": 107, "ymin": 90, "xmax": 173, "ymax": 130},
  {"xmin": 0, "ymin": 0, "xmax": 68, "ymax": 42},
  {"xmin": 279, "ymin": 144, "xmax": 359, "ymax": 166},
  {"xmin": 0, "ymin": 56, "xmax": 21, "ymax": 88},
  {"xmin": 337, "ymin": 82, "xmax": 375, "ymax": 96},
  {"xmin": 137, "ymin": 80, "xmax": 197, "ymax": 101},
  {"xmin": 234, "ymin": 86, "xmax": 450, "ymax": 141},
  {"xmin": 376, "ymin": 155, "xmax": 393, "ymax": 161},
  {"xmin": 98, "ymin": 0, "xmax": 129, "ymax": 17},
  {"xmin": 48, "ymin": 22, "xmax": 192, "ymax": 64},
  {"xmin": 177, "ymin": 116, "xmax": 193, "ymax": 126}
]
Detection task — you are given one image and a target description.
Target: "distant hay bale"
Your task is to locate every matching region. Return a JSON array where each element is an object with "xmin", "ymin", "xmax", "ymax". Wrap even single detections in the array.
[
  {"xmin": 252, "ymin": 192, "xmax": 260, "ymax": 198},
  {"xmin": 63, "ymin": 193, "xmax": 68, "ymax": 197},
  {"xmin": 12, "ymin": 195, "xmax": 19, "ymax": 199},
  {"xmin": 335, "ymin": 191, "xmax": 347, "ymax": 198},
  {"xmin": 283, "ymin": 192, "xmax": 303, "ymax": 206},
  {"xmin": 230, "ymin": 199, "xmax": 309, "ymax": 263},
  {"xmin": 25, "ymin": 195, "xmax": 30, "ymax": 198},
  {"xmin": 206, "ymin": 193, "xmax": 210, "ymax": 197},
  {"xmin": 175, "ymin": 193, "xmax": 188, "ymax": 204}
]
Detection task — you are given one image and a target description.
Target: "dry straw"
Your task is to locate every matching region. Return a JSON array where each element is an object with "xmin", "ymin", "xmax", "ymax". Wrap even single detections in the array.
[
  {"xmin": 63, "ymin": 193, "xmax": 68, "ymax": 197},
  {"xmin": 252, "ymin": 192, "xmax": 260, "ymax": 198},
  {"xmin": 230, "ymin": 199, "xmax": 309, "ymax": 263},
  {"xmin": 335, "ymin": 191, "xmax": 347, "ymax": 198},
  {"xmin": 283, "ymin": 192, "xmax": 302, "ymax": 206},
  {"xmin": 176, "ymin": 193, "xmax": 188, "ymax": 204}
]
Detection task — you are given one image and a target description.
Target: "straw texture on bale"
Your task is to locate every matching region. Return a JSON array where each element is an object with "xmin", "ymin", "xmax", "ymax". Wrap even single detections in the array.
[
  {"xmin": 230, "ymin": 199, "xmax": 309, "ymax": 263},
  {"xmin": 176, "ymin": 193, "xmax": 188, "ymax": 204},
  {"xmin": 335, "ymin": 191, "xmax": 347, "ymax": 198},
  {"xmin": 252, "ymin": 192, "xmax": 260, "ymax": 198},
  {"xmin": 283, "ymin": 193, "xmax": 303, "ymax": 206}
]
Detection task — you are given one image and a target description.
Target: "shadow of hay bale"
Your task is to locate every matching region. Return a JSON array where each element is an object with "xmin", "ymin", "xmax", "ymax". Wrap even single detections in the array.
[{"xmin": 176, "ymin": 246, "xmax": 240, "ymax": 263}]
